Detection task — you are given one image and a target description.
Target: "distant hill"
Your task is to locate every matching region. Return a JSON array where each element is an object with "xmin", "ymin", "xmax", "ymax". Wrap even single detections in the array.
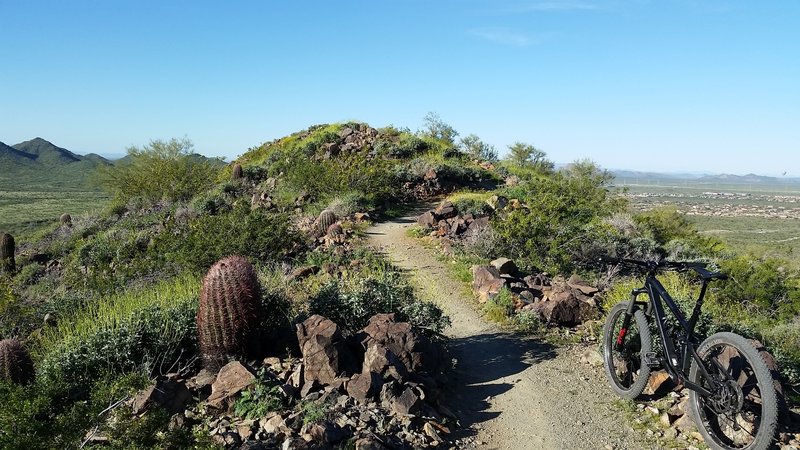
[
  {"xmin": 611, "ymin": 169, "xmax": 800, "ymax": 186},
  {"xmin": 0, "ymin": 137, "xmax": 111, "ymax": 191}
]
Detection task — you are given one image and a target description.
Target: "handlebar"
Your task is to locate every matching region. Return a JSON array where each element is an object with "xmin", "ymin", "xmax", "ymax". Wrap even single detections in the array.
[{"xmin": 598, "ymin": 256, "xmax": 727, "ymax": 281}]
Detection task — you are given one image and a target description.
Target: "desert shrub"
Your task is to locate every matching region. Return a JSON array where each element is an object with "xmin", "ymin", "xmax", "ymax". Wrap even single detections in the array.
[
  {"xmin": 492, "ymin": 161, "xmax": 625, "ymax": 273},
  {"xmin": 459, "ymin": 134, "xmax": 498, "ymax": 161},
  {"xmin": 234, "ymin": 368, "xmax": 288, "ymax": 419},
  {"xmin": 0, "ymin": 369, "xmax": 211, "ymax": 449},
  {"xmin": 96, "ymin": 138, "xmax": 222, "ymax": 204},
  {"xmin": 34, "ymin": 275, "xmax": 199, "ymax": 388},
  {"xmin": 762, "ymin": 320, "xmax": 800, "ymax": 386},
  {"xmin": 420, "ymin": 112, "xmax": 459, "ymax": 145},
  {"xmin": 712, "ymin": 255, "xmax": 800, "ymax": 319},
  {"xmin": 483, "ymin": 287, "xmax": 515, "ymax": 324},
  {"xmin": 324, "ymin": 192, "xmax": 371, "ymax": 218},
  {"xmin": 577, "ymin": 219, "xmax": 662, "ymax": 265},
  {"xmin": 448, "ymin": 192, "xmax": 493, "ymax": 217},
  {"xmin": 514, "ymin": 310, "xmax": 545, "ymax": 333},
  {"xmin": 189, "ymin": 185, "xmax": 233, "ymax": 216},
  {"xmin": 0, "ymin": 371, "xmax": 149, "ymax": 449},
  {"xmin": 308, "ymin": 271, "xmax": 449, "ymax": 336},
  {"xmin": 504, "ymin": 142, "xmax": 554, "ymax": 174},
  {"xmin": 157, "ymin": 203, "xmax": 299, "ymax": 274}
]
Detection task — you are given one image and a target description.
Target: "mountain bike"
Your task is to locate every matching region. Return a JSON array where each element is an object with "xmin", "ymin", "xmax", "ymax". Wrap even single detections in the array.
[{"xmin": 599, "ymin": 257, "xmax": 778, "ymax": 450}]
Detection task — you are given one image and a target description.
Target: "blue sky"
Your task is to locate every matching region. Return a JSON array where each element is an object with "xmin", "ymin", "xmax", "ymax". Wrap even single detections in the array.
[{"xmin": 1, "ymin": 0, "xmax": 798, "ymax": 175}]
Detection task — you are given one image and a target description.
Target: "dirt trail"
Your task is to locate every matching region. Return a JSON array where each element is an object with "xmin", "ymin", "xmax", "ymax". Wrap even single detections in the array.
[{"xmin": 367, "ymin": 211, "xmax": 654, "ymax": 450}]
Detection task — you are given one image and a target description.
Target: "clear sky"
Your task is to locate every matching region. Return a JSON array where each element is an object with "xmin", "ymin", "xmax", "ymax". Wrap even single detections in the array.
[{"xmin": 1, "ymin": 0, "xmax": 798, "ymax": 175}]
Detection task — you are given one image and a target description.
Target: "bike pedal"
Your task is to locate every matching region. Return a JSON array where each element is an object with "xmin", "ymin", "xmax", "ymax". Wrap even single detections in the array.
[{"xmin": 644, "ymin": 352, "xmax": 661, "ymax": 368}]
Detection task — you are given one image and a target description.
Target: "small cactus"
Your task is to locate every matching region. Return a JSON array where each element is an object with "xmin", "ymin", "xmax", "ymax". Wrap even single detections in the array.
[
  {"xmin": 232, "ymin": 163, "xmax": 243, "ymax": 181},
  {"xmin": 327, "ymin": 223, "xmax": 344, "ymax": 237},
  {"xmin": 197, "ymin": 256, "xmax": 262, "ymax": 370},
  {"xmin": 0, "ymin": 339, "xmax": 35, "ymax": 385},
  {"xmin": 0, "ymin": 233, "xmax": 14, "ymax": 274},
  {"xmin": 316, "ymin": 210, "xmax": 337, "ymax": 236},
  {"xmin": 60, "ymin": 213, "xmax": 72, "ymax": 225}
]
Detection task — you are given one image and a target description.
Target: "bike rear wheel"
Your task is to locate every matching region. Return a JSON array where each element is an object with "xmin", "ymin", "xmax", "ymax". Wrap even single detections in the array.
[
  {"xmin": 689, "ymin": 332, "xmax": 778, "ymax": 450},
  {"xmin": 602, "ymin": 301, "xmax": 653, "ymax": 399}
]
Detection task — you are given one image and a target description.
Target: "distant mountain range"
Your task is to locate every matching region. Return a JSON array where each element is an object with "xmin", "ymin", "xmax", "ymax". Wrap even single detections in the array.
[
  {"xmin": 0, "ymin": 138, "xmax": 112, "ymax": 190},
  {"xmin": 611, "ymin": 169, "xmax": 800, "ymax": 186},
  {"xmin": 0, "ymin": 138, "xmax": 225, "ymax": 191}
]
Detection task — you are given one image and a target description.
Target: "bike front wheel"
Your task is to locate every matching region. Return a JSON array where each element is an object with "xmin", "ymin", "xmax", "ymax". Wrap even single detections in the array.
[
  {"xmin": 602, "ymin": 301, "xmax": 653, "ymax": 399},
  {"xmin": 689, "ymin": 332, "xmax": 778, "ymax": 450}
]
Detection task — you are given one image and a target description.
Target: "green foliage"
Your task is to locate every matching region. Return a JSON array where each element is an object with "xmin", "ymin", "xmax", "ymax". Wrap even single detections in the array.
[
  {"xmin": 96, "ymin": 138, "xmax": 221, "ymax": 204},
  {"xmin": 324, "ymin": 192, "xmax": 370, "ymax": 218},
  {"xmin": 459, "ymin": 134, "xmax": 497, "ymax": 161},
  {"xmin": 505, "ymin": 142, "xmax": 553, "ymax": 173},
  {"xmin": 197, "ymin": 256, "xmax": 262, "ymax": 369},
  {"xmin": 0, "ymin": 371, "xmax": 149, "ymax": 449},
  {"xmin": 447, "ymin": 191, "xmax": 493, "ymax": 217},
  {"xmin": 233, "ymin": 369, "xmax": 287, "ymax": 419},
  {"xmin": 514, "ymin": 310, "xmax": 545, "ymax": 333},
  {"xmin": 308, "ymin": 270, "xmax": 449, "ymax": 336},
  {"xmin": 34, "ymin": 275, "xmax": 199, "ymax": 388},
  {"xmin": 420, "ymin": 112, "xmax": 459, "ymax": 145},
  {"xmin": 713, "ymin": 255, "xmax": 800, "ymax": 318},
  {"xmin": 157, "ymin": 203, "xmax": 299, "ymax": 274},
  {"xmin": 373, "ymin": 129, "xmax": 430, "ymax": 159},
  {"xmin": 493, "ymin": 161, "xmax": 625, "ymax": 273},
  {"xmin": 482, "ymin": 287, "xmax": 515, "ymax": 324},
  {"xmin": 300, "ymin": 398, "xmax": 331, "ymax": 426}
]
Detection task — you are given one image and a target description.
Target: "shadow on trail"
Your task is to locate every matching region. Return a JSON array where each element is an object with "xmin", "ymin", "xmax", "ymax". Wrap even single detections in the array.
[{"xmin": 443, "ymin": 332, "xmax": 556, "ymax": 438}]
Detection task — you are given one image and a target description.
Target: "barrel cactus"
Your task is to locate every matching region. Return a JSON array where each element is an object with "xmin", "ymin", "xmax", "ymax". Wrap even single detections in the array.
[
  {"xmin": 0, "ymin": 339, "xmax": 35, "ymax": 385},
  {"xmin": 316, "ymin": 210, "xmax": 337, "ymax": 236},
  {"xmin": 0, "ymin": 233, "xmax": 14, "ymax": 274},
  {"xmin": 197, "ymin": 256, "xmax": 262, "ymax": 370},
  {"xmin": 232, "ymin": 163, "xmax": 243, "ymax": 181},
  {"xmin": 327, "ymin": 223, "xmax": 344, "ymax": 237},
  {"xmin": 60, "ymin": 213, "xmax": 72, "ymax": 225}
]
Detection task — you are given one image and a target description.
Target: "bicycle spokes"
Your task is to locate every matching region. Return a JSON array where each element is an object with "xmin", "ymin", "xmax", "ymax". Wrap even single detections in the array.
[{"xmin": 698, "ymin": 345, "xmax": 765, "ymax": 448}]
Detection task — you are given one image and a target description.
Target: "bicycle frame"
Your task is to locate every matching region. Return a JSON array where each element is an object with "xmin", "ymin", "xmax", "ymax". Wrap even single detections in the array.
[{"xmin": 625, "ymin": 272, "xmax": 721, "ymax": 398}]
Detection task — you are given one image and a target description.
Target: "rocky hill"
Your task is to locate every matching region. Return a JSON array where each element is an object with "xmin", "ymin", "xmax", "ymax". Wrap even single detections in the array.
[{"xmin": 0, "ymin": 137, "xmax": 111, "ymax": 190}]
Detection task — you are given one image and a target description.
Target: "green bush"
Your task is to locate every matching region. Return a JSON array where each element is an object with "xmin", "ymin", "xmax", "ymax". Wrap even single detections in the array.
[
  {"xmin": 713, "ymin": 255, "xmax": 800, "ymax": 319},
  {"xmin": 34, "ymin": 275, "xmax": 199, "ymax": 388},
  {"xmin": 482, "ymin": 287, "xmax": 515, "ymax": 324},
  {"xmin": 156, "ymin": 203, "xmax": 299, "ymax": 274},
  {"xmin": 96, "ymin": 138, "xmax": 222, "ymax": 205},
  {"xmin": 233, "ymin": 369, "xmax": 288, "ymax": 419},
  {"xmin": 308, "ymin": 271, "xmax": 449, "ymax": 336},
  {"xmin": 0, "ymin": 370, "xmax": 211, "ymax": 449},
  {"xmin": 492, "ymin": 161, "xmax": 625, "ymax": 273}
]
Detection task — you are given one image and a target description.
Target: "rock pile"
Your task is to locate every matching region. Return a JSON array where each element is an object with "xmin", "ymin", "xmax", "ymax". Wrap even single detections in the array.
[
  {"xmin": 125, "ymin": 313, "xmax": 451, "ymax": 449},
  {"xmin": 472, "ymin": 258, "xmax": 600, "ymax": 326},
  {"xmin": 416, "ymin": 201, "xmax": 490, "ymax": 240}
]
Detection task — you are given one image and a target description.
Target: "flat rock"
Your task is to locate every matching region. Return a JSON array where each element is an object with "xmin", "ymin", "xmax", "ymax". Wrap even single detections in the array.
[
  {"xmin": 206, "ymin": 361, "xmax": 256, "ymax": 410},
  {"xmin": 490, "ymin": 257, "xmax": 517, "ymax": 275}
]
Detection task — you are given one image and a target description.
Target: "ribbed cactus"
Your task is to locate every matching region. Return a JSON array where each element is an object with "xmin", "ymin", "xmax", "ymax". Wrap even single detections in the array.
[
  {"xmin": 197, "ymin": 256, "xmax": 262, "ymax": 370},
  {"xmin": 316, "ymin": 210, "xmax": 337, "ymax": 236},
  {"xmin": 0, "ymin": 233, "xmax": 14, "ymax": 274},
  {"xmin": 232, "ymin": 163, "xmax": 243, "ymax": 181},
  {"xmin": 327, "ymin": 223, "xmax": 344, "ymax": 237},
  {"xmin": 60, "ymin": 213, "xmax": 72, "ymax": 225},
  {"xmin": 0, "ymin": 339, "xmax": 35, "ymax": 385}
]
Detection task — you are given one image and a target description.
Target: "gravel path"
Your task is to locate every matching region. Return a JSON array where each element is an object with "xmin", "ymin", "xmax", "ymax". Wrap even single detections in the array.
[{"xmin": 366, "ymin": 211, "xmax": 655, "ymax": 450}]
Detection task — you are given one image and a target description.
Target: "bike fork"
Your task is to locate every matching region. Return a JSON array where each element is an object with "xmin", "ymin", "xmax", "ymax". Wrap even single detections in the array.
[{"xmin": 614, "ymin": 295, "xmax": 639, "ymax": 349}]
